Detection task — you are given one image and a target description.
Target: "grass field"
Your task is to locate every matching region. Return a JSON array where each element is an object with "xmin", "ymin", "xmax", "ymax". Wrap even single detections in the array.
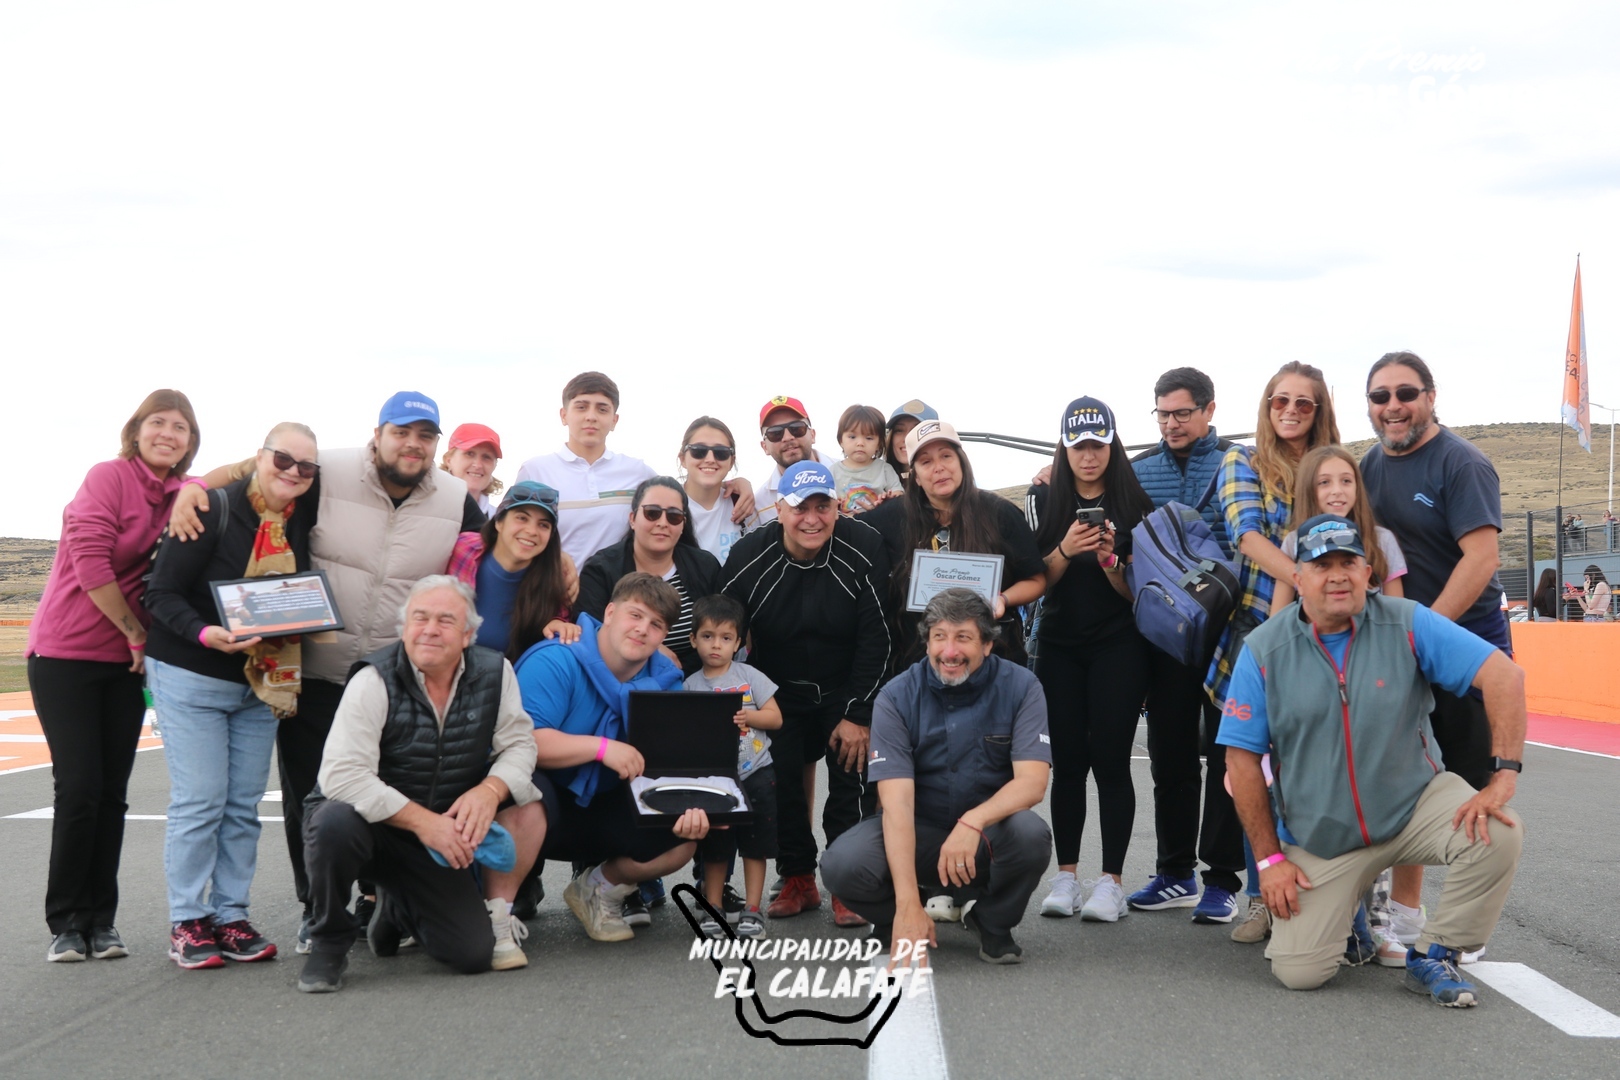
[{"xmin": 1, "ymin": 422, "xmax": 1612, "ymax": 695}]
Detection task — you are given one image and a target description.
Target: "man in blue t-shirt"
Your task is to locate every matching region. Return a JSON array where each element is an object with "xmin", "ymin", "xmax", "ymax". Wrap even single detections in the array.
[
  {"xmin": 513, "ymin": 572, "xmax": 711, "ymax": 944},
  {"xmin": 1217, "ymin": 515, "xmax": 1526, "ymax": 1008}
]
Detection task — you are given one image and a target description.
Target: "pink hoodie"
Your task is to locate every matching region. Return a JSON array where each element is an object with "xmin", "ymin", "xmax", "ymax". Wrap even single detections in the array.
[{"xmin": 28, "ymin": 457, "xmax": 186, "ymax": 664}]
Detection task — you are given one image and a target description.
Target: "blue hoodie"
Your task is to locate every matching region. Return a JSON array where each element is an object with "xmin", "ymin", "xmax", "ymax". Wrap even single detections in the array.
[{"xmin": 513, "ymin": 612, "xmax": 683, "ymax": 806}]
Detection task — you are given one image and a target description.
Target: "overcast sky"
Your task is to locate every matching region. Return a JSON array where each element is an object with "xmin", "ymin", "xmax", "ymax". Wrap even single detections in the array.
[{"xmin": 4, "ymin": 1, "xmax": 1617, "ymax": 539}]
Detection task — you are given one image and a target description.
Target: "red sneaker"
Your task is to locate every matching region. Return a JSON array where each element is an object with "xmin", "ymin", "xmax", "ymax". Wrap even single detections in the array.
[
  {"xmin": 765, "ymin": 874, "xmax": 822, "ymax": 918},
  {"xmin": 831, "ymin": 896, "xmax": 869, "ymax": 928}
]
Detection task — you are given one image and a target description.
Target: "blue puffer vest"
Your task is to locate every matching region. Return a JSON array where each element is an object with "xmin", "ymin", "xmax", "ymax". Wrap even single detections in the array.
[
  {"xmin": 1130, "ymin": 429, "xmax": 1233, "ymax": 556},
  {"xmin": 350, "ymin": 642, "xmax": 505, "ymax": 814}
]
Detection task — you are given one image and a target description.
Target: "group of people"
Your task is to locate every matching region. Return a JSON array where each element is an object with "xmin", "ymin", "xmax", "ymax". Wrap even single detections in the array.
[{"xmin": 28, "ymin": 353, "xmax": 1527, "ymax": 1010}]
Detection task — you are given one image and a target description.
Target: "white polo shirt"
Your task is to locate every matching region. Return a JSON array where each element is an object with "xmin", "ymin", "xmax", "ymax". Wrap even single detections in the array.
[{"xmin": 514, "ymin": 445, "xmax": 655, "ymax": 566}]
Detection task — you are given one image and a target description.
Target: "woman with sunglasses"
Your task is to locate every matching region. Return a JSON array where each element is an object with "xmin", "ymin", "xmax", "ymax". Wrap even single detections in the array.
[
  {"xmin": 143, "ymin": 425, "xmax": 321, "ymax": 969},
  {"xmin": 1206, "ymin": 362, "xmax": 1341, "ymax": 707},
  {"xmin": 678, "ymin": 416, "xmax": 756, "ymax": 564},
  {"xmin": 448, "ymin": 480, "xmax": 579, "ymax": 658},
  {"xmin": 575, "ymin": 476, "xmax": 721, "ymax": 676},
  {"xmin": 30, "ymin": 389, "xmax": 199, "ymax": 963}
]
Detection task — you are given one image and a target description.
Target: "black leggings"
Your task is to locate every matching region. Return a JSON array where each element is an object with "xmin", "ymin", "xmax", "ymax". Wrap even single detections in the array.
[
  {"xmin": 1035, "ymin": 632, "xmax": 1151, "ymax": 872},
  {"xmin": 28, "ymin": 655, "xmax": 147, "ymax": 934}
]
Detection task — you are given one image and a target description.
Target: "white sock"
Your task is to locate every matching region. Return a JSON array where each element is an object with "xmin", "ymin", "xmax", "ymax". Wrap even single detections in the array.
[
  {"xmin": 588, "ymin": 866, "xmax": 611, "ymax": 891},
  {"xmin": 488, "ymin": 898, "xmax": 512, "ymax": 916},
  {"xmin": 1389, "ymin": 900, "xmax": 1424, "ymax": 921},
  {"xmin": 1052, "ymin": 871, "xmax": 1077, "ymax": 883}
]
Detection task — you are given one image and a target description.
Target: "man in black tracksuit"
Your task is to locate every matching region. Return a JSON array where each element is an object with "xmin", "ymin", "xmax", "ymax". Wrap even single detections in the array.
[{"xmin": 721, "ymin": 460, "xmax": 891, "ymax": 925}]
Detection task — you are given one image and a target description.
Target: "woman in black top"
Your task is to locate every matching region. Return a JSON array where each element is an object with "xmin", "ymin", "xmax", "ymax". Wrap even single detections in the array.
[
  {"xmin": 575, "ymin": 476, "xmax": 721, "ymax": 676},
  {"xmin": 144, "ymin": 424, "xmax": 319, "ymax": 968},
  {"xmin": 1531, "ymin": 568, "xmax": 1558, "ymax": 621},
  {"xmin": 1024, "ymin": 397, "xmax": 1153, "ymax": 923},
  {"xmin": 863, "ymin": 419, "xmax": 1045, "ymax": 668}
]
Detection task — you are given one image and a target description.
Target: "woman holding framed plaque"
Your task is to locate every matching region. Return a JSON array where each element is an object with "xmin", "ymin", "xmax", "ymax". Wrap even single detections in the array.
[
  {"xmin": 1025, "ymin": 396, "xmax": 1155, "ymax": 922},
  {"xmin": 28, "ymin": 389, "xmax": 199, "ymax": 963},
  {"xmin": 863, "ymin": 419, "xmax": 1046, "ymax": 668},
  {"xmin": 143, "ymin": 424, "xmax": 320, "ymax": 968}
]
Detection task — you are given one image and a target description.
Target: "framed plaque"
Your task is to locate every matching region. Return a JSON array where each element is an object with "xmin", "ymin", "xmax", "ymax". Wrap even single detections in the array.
[
  {"xmin": 906, "ymin": 550, "xmax": 1004, "ymax": 612},
  {"xmin": 209, "ymin": 570, "xmax": 345, "ymax": 638}
]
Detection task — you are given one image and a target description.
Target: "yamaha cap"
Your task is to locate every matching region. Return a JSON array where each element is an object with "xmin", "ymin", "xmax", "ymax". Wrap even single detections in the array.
[{"xmin": 378, "ymin": 391, "xmax": 442, "ymax": 433}]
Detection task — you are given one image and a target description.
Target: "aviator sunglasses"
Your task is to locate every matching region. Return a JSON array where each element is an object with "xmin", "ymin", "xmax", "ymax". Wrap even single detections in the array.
[
  {"xmin": 1366, "ymin": 386, "xmax": 1425, "ymax": 405},
  {"xmin": 639, "ymin": 505, "xmax": 687, "ymax": 526},
  {"xmin": 762, "ymin": 420, "xmax": 810, "ymax": 442},
  {"xmin": 264, "ymin": 447, "xmax": 319, "ymax": 479},
  {"xmin": 683, "ymin": 443, "xmax": 735, "ymax": 461},
  {"xmin": 1268, "ymin": 394, "xmax": 1317, "ymax": 416}
]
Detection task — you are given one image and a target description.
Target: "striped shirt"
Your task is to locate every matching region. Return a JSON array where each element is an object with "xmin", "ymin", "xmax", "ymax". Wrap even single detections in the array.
[{"xmin": 514, "ymin": 446, "xmax": 655, "ymax": 567}]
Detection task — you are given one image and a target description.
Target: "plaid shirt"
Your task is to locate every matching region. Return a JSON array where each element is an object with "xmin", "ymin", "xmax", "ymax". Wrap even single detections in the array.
[
  {"xmin": 1205, "ymin": 444, "xmax": 1292, "ymax": 703},
  {"xmin": 447, "ymin": 531, "xmax": 484, "ymax": 587}
]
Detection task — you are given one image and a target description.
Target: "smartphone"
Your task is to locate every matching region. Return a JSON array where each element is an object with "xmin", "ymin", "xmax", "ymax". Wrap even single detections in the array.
[{"xmin": 1074, "ymin": 507, "xmax": 1107, "ymax": 528}]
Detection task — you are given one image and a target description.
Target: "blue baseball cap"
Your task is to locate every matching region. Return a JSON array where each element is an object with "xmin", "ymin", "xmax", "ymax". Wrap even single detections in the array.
[
  {"xmin": 777, "ymin": 460, "xmax": 837, "ymax": 507},
  {"xmin": 1295, "ymin": 514, "xmax": 1367, "ymax": 562},
  {"xmin": 496, "ymin": 481, "xmax": 560, "ymax": 522},
  {"xmin": 888, "ymin": 399, "xmax": 939, "ymax": 427},
  {"xmin": 378, "ymin": 391, "xmax": 442, "ymax": 433}
]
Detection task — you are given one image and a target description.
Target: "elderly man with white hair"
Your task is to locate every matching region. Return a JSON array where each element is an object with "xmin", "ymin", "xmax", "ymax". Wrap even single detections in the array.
[{"xmin": 296, "ymin": 576, "xmax": 546, "ymax": 993}]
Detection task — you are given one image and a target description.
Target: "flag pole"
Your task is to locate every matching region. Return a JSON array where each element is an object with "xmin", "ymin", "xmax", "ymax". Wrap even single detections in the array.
[{"xmin": 1556, "ymin": 424, "xmax": 1565, "ymax": 619}]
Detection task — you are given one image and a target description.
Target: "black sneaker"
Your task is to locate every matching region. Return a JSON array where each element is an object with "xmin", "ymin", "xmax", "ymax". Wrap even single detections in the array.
[
  {"xmin": 622, "ymin": 889, "xmax": 652, "ymax": 928},
  {"xmin": 296, "ymin": 950, "xmax": 348, "ymax": 993},
  {"xmin": 47, "ymin": 930, "xmax": 87, "ymax": 963},
  {"xmin": 215, "ymin": 919, "xmax": 278, "ymax": 962},
  {"xmin": 89, "ymin": 926, "xmax": 129, "ymax": 959},
  {"xmin": 722, "ymin": 885, "xmax": 747, "ymax": 926},
  {"xmin": 295, "ymin": 915, "xmax": 312, "ymax": 955},
  {"xmin": 963, "ymin": 906, "xmax": 1022, "ymax": 965},
  {"xmin": 368, "ymin": 889, "xmax": 403, "ymax": 958},
  {"xmin": 640, "ymin": 877, "xmax": 668, "ymax": 909},
  {"xmin": 352, "ymin": 894, "xmax": 376, "ymax": 931},
  {"xmin": 512, "ymin": 871, "xmax": 545, "ymax": 922},
  {"xmin": 169, "ymin": 918, "xmax": 225, "ymax": 970}
]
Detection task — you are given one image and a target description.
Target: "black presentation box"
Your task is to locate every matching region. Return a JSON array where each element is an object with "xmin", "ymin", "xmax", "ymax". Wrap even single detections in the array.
[{"xmin": 624, "ymin": 690, "xmax": 753, "ymax": 829}]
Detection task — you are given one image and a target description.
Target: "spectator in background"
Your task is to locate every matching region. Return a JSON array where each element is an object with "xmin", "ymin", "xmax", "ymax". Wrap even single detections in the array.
[
  {"xmin": 441, "ymin": 423, "xmax": 504, "ymax": 521},
  {"xmin": 145, "ymin": 424, "xmax": 320, "ymax": 969},
  {"xmin": 29, "ymin": 389, "xmax": 199, "ymax": 964},
  {"xmin": 1580, "ymin": 565, "xmax": 1611, "ymax": 622},
  {"xmin": 1531, "ymin": 568, "xmax": 1558, "ymax": 621},
  {"xmin": 885, "ymin": 399, "xmax": 938, "ymax": 482}
]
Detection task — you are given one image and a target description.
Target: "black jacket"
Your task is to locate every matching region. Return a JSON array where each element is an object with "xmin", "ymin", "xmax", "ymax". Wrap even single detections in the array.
[
  {"xmin": 145, "ymin": 476, "xmax": 314, "ymax": 684},
  {"xmin": 720, "ymin": 517, "xmax": 891, "ymax": 725},
  {"xmin": 574, "ymin": 534, "xmax": 722, "ymax": 676}
]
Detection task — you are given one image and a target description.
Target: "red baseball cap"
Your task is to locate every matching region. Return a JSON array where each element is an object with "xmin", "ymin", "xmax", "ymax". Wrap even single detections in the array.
[
  {"xmin": 448, "ymin": 423, "xmax": 503, "ymax": 457},
  {"xmin": 758, "ymin": 395, "xmax": 810, "ymax": 427}
]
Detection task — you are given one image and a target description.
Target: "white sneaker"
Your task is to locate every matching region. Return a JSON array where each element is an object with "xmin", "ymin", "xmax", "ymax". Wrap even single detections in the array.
[
  {"xmin": 1040, "ymin": 872, "xmax": 1082, "ymax": 918},
  {"xmin": 1460, "ymin": 945, "xmax": 1487, "ymax": 965},
  {"xmin": 563, "ymin": 865, "xmax": 636, "ymax": 942},
  {"xmin": 1080, "ymin": 877, "xmax": 1128, "ymax": 922},
  {"xmin": 1387, "ymin": 900, "xmax": 1426, "ymax": 945},
  {"xmin": 925, "ymin": 895, "xmax": 962, "ymax": 922},
  {"xmin": 487, "ymin": 898, "xmax": 529, "ymax": 970}
]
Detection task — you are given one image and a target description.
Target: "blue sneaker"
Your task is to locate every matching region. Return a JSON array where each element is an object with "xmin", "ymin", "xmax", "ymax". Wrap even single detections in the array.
[
  {"xmin": 1190, "ymin": 885, "xmax": 1239, "ymax": 923},
  {"xmin": 1404, "ymin": 943, "xmax": 1479, "ymax": 1007},
  {"xmin": 640, "ymin": 877, "xmax": 667, "ymax": 909},
  {"xmin": 1127, "ymin": 874, "xmax": 1199, "ymax": 911},
  {"xmin": 1342, "ymin": 903, "xmax": 1377, "ymax": 966}
]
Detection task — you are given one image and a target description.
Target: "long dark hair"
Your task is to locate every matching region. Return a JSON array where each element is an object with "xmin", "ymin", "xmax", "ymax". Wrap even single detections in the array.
[
  {"xmin": 1533, "ymin": 568, "xmax": 1557, "ymax": 615},
  {"xmin": 631, "ymin": 476, "xmax": 698, "ymax": 550},
  {"xmin": 890, "ymin": 442, "xmax": 1004, "ymax": 606},
  {"xmin": 480, "ymin": 508, "xmax": 568, "ymax": 660},
  {"xmin": 1032, "ymin": 432, "xmax": 1154, "ymax": 555}
]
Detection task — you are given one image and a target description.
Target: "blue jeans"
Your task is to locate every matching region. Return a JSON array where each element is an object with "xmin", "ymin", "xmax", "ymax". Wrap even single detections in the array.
[{"xmin": 147, "ymin": 658, "xmax": 279, "ymax": 924}]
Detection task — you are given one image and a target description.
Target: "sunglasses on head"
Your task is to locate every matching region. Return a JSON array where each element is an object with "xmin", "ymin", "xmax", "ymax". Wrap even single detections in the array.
[
  {"xmin": 762, "ymin": 420, "xmax": 809, "ymax": 442},
  {"xmin": 1268, "ymin": 394, "xmax": 1317, "ymax": 416},
  {"xmin": 1366, "ymin": 386, "xmax": 1425, "ymax": 405},
  {"xmin": 683, "ymin": 443, "xmax": 735, "ymax": 461},
  {"xmin": 264, "ymin": 447, "xmax": 319, "ymax": 479},
  {"xmin": 639, "ymin": 505, "xmax": 686, "ymax": 526}
]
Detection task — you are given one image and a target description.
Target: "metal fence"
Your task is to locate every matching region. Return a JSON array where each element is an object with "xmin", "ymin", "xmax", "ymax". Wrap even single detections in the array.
[{"xmin": 1518, "ymin": 500, "xmax": 1618, "ymax": 620}]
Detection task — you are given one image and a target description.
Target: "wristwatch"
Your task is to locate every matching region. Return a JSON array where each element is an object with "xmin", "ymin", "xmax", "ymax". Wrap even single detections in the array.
[{"xmin": 1489, "ymin": 757, "xmax": 1522, "ymax": 774}]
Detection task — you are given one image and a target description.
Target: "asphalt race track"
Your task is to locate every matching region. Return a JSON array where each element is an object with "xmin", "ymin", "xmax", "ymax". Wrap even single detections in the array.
[{"xmin": 1, "ymin": 722, "xmax": 1617, "ymax": 1080}]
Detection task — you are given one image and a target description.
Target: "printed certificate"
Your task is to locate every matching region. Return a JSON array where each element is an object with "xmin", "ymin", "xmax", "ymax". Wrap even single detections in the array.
[
  {"xmin": 906, "ymin": 550, "xmax": 1004, "ymax": 612},
  {"xmin": 210, "ymin": 570, "xmax": 345, "ymax": 638}
]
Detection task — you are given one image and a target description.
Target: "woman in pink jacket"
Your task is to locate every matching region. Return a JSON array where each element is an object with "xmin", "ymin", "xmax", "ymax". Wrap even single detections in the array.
[{"xmin": 28, "ymin": 390, "xmax": 200, "ymax": 963}]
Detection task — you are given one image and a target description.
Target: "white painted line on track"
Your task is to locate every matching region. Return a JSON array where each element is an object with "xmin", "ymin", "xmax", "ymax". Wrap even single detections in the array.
[
  {"xmin": 0, "ymin": 710, "xmax": 39, "ymax": 721},
  {"xmin": 0, "ymin": 735, "xmax": 48, "ymax": 743},
  {"xmin": 5, "ymin": 806, "xmax": 285, "ymax": 823},
  {"xmin": 1526, "ymin": 740, "xmax": 1620, "ymax": 761},
  {"xmin": 0, "ymin": 743, "xmax": 165, "ymax": 777},
  {"xmin": 1469, "ymin": 962, "xmax": 1620, "ymax": 1037},
  {"xmin": 867, "ymin": 964, "xmax": 948, "ymax": 1080}
]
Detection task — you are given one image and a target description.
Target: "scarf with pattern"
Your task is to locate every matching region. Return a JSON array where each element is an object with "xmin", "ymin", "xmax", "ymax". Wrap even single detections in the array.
[{"xmin": 243, "ymin": 477, "xmax": 301, "ymax": 718}]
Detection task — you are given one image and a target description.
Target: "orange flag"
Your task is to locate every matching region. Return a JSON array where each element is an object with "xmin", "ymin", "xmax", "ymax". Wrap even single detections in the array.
[{"xmin": 1563, "ymin": 258, "xmax": 1592, "ymax": 451}]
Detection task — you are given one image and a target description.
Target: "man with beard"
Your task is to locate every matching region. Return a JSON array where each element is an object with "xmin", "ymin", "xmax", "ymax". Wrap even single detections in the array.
[
  {"xmin": 169, "ymin": 391, "xmax": 485, "ymax": 949},
  {"xmin": 753, "ymin": 396, "xmax": 822, "ymax": 526},
  {"xmin": 1360, "ymin": 353, "xmax": 1510, "ymax": 794},
  {"xmin": 821, "ymin": 589, "xmax": 1052, "ymax": 965}
]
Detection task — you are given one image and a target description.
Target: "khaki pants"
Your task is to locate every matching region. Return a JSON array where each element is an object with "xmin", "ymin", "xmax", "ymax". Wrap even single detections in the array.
[{"xmin": 1269, "ymin": 772, "xmax": 1524, "ymax": 991}]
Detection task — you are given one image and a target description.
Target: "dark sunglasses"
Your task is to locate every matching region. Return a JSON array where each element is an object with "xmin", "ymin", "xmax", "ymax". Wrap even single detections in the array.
[
  {"xmin": 683, "ymin": 443, "xmax": 735, "ymax": 461},
  {"xmin": 639, "ymin": 505, "xmax": 686, "ymax": 526},
  {"xmin": 762, "ymin": 420, "xmax": 809, "ymax": 443},
  {"xmin": 1268, "ymin": 394, "xmax": 1317, "ymax": 416},
  {"xmin": 264, "ymin": 447, "xmax": 319, "ymax": 479},
  {"xmin": 1366, "ymin": 386, "xmax": 1425, "ymax": 405}
]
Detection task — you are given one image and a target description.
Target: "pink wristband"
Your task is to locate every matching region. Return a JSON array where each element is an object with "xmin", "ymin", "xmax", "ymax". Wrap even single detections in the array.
[
  {"xmin": 182, "ymin": 477, "xmax": 208, "ymax": 491},
  {"xmin": 1256, "ymin": 852, "xmax": 1287, "ymax": 871},
  {"xmin": 594, "ymin": 737, "xmax": 609, "ymax": 762}
]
